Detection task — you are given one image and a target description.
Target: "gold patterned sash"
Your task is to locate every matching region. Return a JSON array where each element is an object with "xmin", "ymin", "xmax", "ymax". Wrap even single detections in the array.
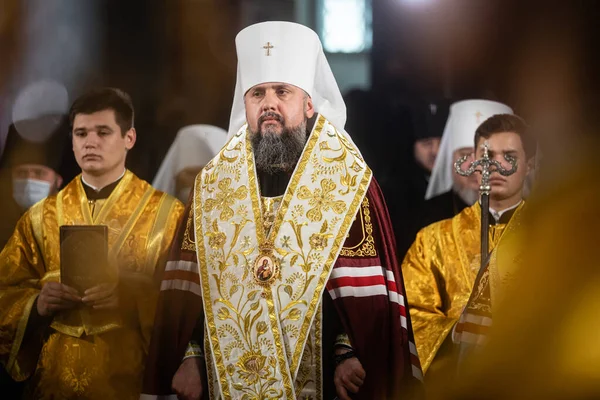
[{"xmin": 194, "ymin": 115, "xmax": 372, "ymax": 399}]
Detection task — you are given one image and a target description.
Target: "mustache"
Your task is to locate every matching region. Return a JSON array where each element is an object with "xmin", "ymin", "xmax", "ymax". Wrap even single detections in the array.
[{"xmin": 258, "ymin": 111, "xmax": 284, "ymax": 126}]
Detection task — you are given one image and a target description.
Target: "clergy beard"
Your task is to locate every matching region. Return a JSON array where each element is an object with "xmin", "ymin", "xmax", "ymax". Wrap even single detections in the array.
[{"xmin": 250, "ymin": 113, "xmax": 307, "ymax": 174}]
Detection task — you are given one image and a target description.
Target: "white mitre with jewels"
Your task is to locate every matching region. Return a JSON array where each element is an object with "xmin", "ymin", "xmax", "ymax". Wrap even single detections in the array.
[{"xmin": 227, "ymin": 21, "xmax": 347, "ymax": 139}]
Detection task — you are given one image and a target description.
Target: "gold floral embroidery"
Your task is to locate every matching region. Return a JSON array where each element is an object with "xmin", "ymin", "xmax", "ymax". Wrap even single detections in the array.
[
  {"xmin": 206, "ymin": 220, "xmax": 227, "ymax": 250},
  {"xmin": 236, "ymin": 204, "xmax": 249, "ymax": 219},
  {"xmin": 195, "ymin": 117, "xmax": 371, "ymax": 399},
  {"xmin": 60, "ymin": 367, "xmax": 92, "ymax": 396},
  {"xmin": 275, "ymin": 217, "xmax": 331, "ymax": 328},
  {"xmin": 309, "ymin": 233, "xmax": 331, "ymax": 252},
  {"xmin": 208, "ymin": 232, "xmax": 227, "ymax": 250},
  {"xmin": 181, "ymin": 212, "xmax": 196, "ymax": 251},
  {"xmin": 312, "ymin": 127, "xmax": 365, "ymax": 194},
  {"xmin": 235, "ymin": 351, "xmax": 270, "ymax": 385},
  {"xmin": 204, "ymin": 178, "xmax": 248, "ymax": 221},
  {"xmin": 297, "ymin": 179, "xmax": 346, "ymax": 222},
  {"xmin": 201, "ymin": 193, "xmax": 283, "ymax": 397},
  {"xmin": 340, "ymin": 197, "xmax": 377, "ymax": 257},
  {"xmin": 308, "ymin": 221, "xmax": 334, "ymax": 252},
  {"xmin": 241, "ymin": 236, "xmax": 252, "ymax": 249},
  {"xmin": 219, "ymin": 142, "xmax": 244, "ymax": 181},
  {"xmin": 256, "ymin": 321, "xmax": 268, "ymax": 335},
  {"xmin": 295, "ymin": 307, "xmax": 321, "ymax": 398}
]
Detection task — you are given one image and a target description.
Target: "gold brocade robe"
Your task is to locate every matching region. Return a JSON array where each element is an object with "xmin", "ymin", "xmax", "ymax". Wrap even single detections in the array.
[
  {"xmin": 428, "ymin": 157, "xmax": 600, "ymax": 400},
  {"xmin": 0, "ymin": 171, "xmax": 184, "ymax": 400},
  {"xmin": 401, "ymin": 202, "xmax": 524, "ymax": 374}
]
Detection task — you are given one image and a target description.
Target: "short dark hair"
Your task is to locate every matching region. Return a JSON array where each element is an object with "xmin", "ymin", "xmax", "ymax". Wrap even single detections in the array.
[
  {"xmin": 474, "ymin": 114, "xmax": 535, "ymax": 159},
  {"xmin": 69, "ymin": 87, "xmax": 134, "ymax": 136}
]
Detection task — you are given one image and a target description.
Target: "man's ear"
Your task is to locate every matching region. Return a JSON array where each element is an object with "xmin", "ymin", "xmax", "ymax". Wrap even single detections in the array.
[
  {"xmin": 305, "ymin": 96, "xmax": 315, "ymax": 118},
  {"xmin": 527, "ymin": 156, "xmax": 535, "ymax": 174},
  {"xmin": 125, "ymin": 128, "xmax": 136, "ymax": 150}
]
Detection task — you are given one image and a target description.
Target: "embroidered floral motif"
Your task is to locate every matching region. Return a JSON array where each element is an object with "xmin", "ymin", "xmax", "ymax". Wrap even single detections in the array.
[
  {"xmin": 281, "ymin": 235, "xmax": 292, "ymax": 249},
  {"xmin": 256, "ymin": 321, "xmax": 269, "ymax": 335},
  {"xmin": 298, "ymin": 179, "xmax": 346, "ymax": 222},
  {"xmin": 236, "ymin": 204, "xmax": 249, "ymax": 219},
  {"xmin": 291, "ymin": 205, "xmax": 305, "ymax": 220},
  {"xmin": 236, "ymin": 351, "xmax": 270, "ymax": 385},
  {"xmin": 181, "ymin": 212, "xmax": 196, "ymax": 251},
  {"xmin": 309, "ymin": 232, "xmax": 333, "ymax": 252},
  {"xmin": 241, "ymin": 236, "xmax": 252, "ymax": 249},
  {"xmin": 60, "ymin": 368, "xmax": 92, "ymax": 395},
  {"xmin": 340, "ymin": 197, "xmax": 377, "ymax": 257},
  {"xmin": 204, "ymin": 178, "xmax": 248, "ymax": 221},
  {"xmin": 207, "ymin": 220, "xmax": 227, "ymax": 250}
]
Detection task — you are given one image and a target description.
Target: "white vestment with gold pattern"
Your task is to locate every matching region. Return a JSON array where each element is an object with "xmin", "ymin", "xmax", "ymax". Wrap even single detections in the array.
[{"xmin": 193, "ymin": 114, "xmax": 372, "ymax": 399}]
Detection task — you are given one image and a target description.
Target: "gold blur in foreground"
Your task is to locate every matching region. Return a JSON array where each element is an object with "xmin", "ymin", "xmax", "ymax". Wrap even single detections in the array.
[
  {"xmin": 402, "ymin": 202, "xmax": 524, "ymax": 373},
  {"xmin": 429, "ymin": 156, "xmax": 600, "ymax": 399},
  {"xmin": 0, "ymin": 171, "xmax": 183, "ymax": 399}
]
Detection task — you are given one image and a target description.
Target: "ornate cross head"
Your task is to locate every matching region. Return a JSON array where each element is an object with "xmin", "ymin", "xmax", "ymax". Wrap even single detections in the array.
[{"xmin": 454, "ymin": 141, "xmax": 518, "ymax": 195}]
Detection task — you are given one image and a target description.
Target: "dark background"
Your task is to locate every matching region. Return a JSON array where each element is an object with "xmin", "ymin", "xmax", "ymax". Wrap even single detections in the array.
[{"xmin": 1, "ymin": 0, "xmax": 598, "ymax": 183}]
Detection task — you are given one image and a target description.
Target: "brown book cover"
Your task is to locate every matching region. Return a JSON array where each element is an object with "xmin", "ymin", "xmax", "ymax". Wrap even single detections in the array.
[{"xmin": 60, "ymin": 225, "xmax": 110, "ymax": 294}]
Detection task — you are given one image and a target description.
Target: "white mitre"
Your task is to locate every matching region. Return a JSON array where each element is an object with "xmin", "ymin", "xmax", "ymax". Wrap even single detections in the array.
[
  {"xmin": 227, "ymin": 21, "xmax": 347, "ymax": 139},
  {"xmin": 425, "ymin": 99, "xmax": 514, "ymax": 200}
]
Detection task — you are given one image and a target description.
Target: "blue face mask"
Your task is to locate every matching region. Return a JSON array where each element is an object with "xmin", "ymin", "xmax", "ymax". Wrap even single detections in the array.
[{"xmin": 12, "ymin": 178, "xmax": 52, "ymax": 209}]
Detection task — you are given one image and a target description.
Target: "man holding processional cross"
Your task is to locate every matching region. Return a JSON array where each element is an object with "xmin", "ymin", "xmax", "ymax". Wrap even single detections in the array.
[{"xmin": 402, "ymin": 105, "xmax": 536, "ymax": 381}]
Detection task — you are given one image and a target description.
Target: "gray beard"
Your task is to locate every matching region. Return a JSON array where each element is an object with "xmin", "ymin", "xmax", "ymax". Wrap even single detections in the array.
[{"xmin": 250, "ymin": 120, "xmax": 307, "ymax": 174}]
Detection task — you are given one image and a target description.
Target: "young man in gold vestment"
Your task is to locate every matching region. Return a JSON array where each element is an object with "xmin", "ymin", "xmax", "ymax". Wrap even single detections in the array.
[
  {"xmin": 402, "ymin": 113, "xmax": 535, "ymax": 377},
  {"xmin": 0, "ymin": 88, "xmax": 184, "ymax": 399}
]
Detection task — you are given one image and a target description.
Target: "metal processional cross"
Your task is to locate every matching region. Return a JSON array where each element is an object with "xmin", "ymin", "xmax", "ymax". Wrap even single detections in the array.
[{"xmin": 454, "ymin": 141, "xmax": 518, "ymax": 271}]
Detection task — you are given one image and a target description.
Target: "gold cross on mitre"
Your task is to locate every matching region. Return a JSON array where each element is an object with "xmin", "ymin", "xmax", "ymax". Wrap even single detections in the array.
[
  {"xmin": 475, "ymin": 111, "xmax": 483, "ymax": 124},
  {"xmin": 263, "ymin": 42, "xmax": 274, "ymax": 56}
]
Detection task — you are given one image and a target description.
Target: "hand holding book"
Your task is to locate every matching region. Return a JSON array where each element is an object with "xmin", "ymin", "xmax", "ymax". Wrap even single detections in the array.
[
  {"xmin": 82, "ymin": 282, "xmax": 119, "ymax": 310},
  {"xmin": 36, "ymin": 282, "xmax": 81, "ymax": 317}
]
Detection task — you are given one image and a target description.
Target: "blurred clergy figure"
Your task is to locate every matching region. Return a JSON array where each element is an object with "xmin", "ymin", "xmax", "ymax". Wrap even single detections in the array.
[
  {"xmin": 0, "ymin": 81, "xmax": 71, "ymax": 250},
  {"xmin": 152, "ymin": 124, "xmax": 227, "ymax": 203}
]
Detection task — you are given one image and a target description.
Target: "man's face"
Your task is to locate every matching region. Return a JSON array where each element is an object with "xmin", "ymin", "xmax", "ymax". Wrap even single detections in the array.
[
  {"xmin": 414, "ymin": 137, "xmax": 440, "ymax": 173},
  {"xmin": 72, "ymin": 109, "xmax": 135, "ymax": 177},
  {"xmin": 12, "ymin": 164, "xmax": 62, "ymax": 193},
  {"xmin": 244, "ymin": 82, "xmax": 315, "ymax": 136},
  {"xmin": 244, "ymin": 83, "xmax": 315, "ymax": 173},
  {"xmin": 475, "ymin": 131, "xmax": 530, "ymax": 202}
]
